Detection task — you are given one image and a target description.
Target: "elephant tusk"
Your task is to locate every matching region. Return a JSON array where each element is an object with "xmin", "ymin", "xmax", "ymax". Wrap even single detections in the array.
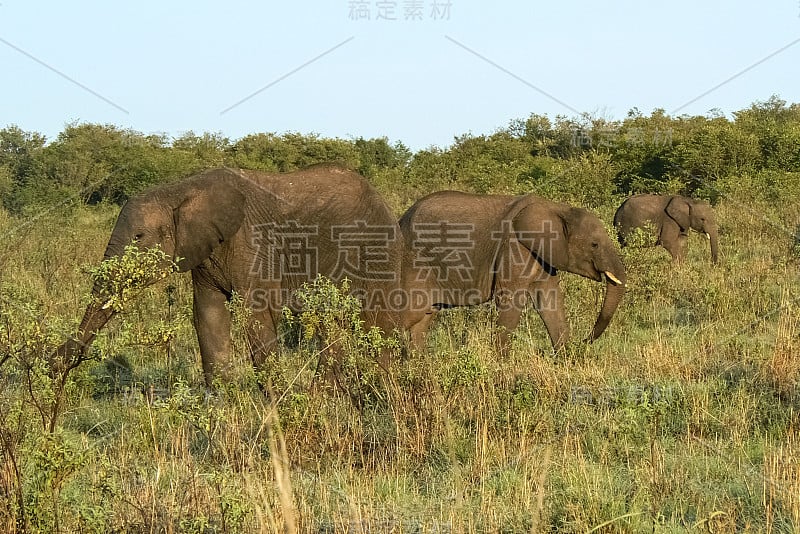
[
  {"xmin": 704, "ymin": 232, "xmax": 711, "ymax": 240},
  {"xmin": 101, "ymin": 300, "xmax": 114, "ymax": 310},
  {"xmin": 604, "ymin": 271, "xmax": 623, "ymax": 286}
]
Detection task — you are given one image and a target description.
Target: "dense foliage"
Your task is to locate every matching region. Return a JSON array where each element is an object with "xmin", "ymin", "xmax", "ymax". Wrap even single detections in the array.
[{"xmin": 2, "ymin": 95, "xmax": 799, "ymax": 215}]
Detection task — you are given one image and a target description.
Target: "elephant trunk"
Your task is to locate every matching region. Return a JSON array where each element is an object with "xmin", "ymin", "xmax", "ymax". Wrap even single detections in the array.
[
  {"xmin": 588, "ymin": 264, "xmax": 626, "ymax": 342},
  {"xmin": 51, "ymin": 284, "xmax": 116, "ymax": 372},
  {"xmin": 708, "ymin": 226, "xmax": 719, "ymax": 264},
  {"xmin": 77, "ymin": 284, "xmax": 118, "ymax": 346}
]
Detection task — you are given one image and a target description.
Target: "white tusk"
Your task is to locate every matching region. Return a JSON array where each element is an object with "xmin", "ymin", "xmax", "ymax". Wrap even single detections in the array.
[
  {"xmin": 704, "ymin": 232, "xmax": 711, "ymax": 240},
  {"xmin": 604, "ymin": 271, "xmax": 623, "ymax": 285},
  {"xmin": 101, "ymin": 300, "xmax": 113, "ymax": 310}
]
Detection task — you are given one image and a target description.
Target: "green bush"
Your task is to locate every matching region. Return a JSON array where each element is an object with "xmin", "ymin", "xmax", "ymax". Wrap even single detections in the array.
[{"xmin": 283, "ymin": 276, "xmax": 399, "ymax": 407}]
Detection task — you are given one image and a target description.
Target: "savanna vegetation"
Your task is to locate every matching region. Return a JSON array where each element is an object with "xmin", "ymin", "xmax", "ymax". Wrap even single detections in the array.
[{"xmin": 1, "ymin": 95, "xmax": 799, "ymax": 532}]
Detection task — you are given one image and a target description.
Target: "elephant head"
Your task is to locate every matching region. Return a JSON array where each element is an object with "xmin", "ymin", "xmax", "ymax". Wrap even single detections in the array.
[
  {"xmin": 665, "ymin": 196, "xmax": 719, "ymax": 264},
  {"xmin": 58, "ymin": 171, "xmax": 247, "ymax": 366},
  {"xmin": 104, "ymin": 175, "xmax": 246, "ymax": 269},
  {"xmin": 511, "ymin": 200, "xmax": 626, "ymax": 341}
]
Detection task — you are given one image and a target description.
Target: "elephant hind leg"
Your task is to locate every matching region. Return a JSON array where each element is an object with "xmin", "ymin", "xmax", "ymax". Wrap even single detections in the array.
[
  {"xmin": 312, "ymin": 341, "xmax": 344, "ymax": 392},
  {"xmin": 407, "ymin": 311, "xmax": 437, "ymax": 355},
  {"xmin": 495, "ymin": 289, "xmax": 527, "ymax": 357},
  {"xmin": 616, "ymin": 226, "xmax": 628, "ymax": 247},
  {"xmin": 238, "ymin": 288, "xmax": 282, "ymax": 387},
  {"xmin": 246, "ymin": 310, "xmax": 279, "ymax": 373}
]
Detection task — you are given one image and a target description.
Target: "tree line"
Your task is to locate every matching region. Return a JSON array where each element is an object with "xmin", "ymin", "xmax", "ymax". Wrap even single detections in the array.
[{"xmin": 1, "ymin": 95, "xmax": 799, "ymax": 215}]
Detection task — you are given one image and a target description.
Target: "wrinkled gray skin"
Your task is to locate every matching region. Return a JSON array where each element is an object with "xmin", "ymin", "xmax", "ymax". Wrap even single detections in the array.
[
  {"xmin": 55, "ymin": 164, "xmax": 404, "ymax": 385},
  {"xmin": 614, "ymin": 194, "xmax": 719, "ymax": 264},
  {"xmin": 399, "ymin": 192, "xmax": 627, "ymax": 354}
]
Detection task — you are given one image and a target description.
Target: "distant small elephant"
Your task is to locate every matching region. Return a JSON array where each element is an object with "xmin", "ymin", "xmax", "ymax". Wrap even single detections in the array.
[
  {"xmin": 399, "ymin": 191, "xmax": 626, "ymax": 354},
  {"xmin": 54, "ymin": 164, "xmax": 405, "ymax": 385},
  {"xmin": 614, "ymin": 194, "xmax": 719, "ymax": 264}
]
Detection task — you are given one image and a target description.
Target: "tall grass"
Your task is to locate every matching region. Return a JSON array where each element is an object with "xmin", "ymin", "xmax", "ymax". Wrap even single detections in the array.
[{"xmin": 0, "ymin": 184, "xmax": 799, "ymax": 532}]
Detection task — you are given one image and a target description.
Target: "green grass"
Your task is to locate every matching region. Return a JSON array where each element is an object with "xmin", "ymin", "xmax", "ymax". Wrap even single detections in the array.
[{"xmin": 1, "ymin": 190, "xmax": 799, "ymax": 533}]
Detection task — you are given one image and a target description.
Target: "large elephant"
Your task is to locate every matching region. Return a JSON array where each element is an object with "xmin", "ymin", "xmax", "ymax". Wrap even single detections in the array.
[
  {"xmin": 399, "ymin": 192, "xmax": 626, "ymax": 354},
  {"xmin": 55, "ymin": 164, "xmax": 405, "ymax": 385},
  {"xmin": 613, "ymin": 194, "xmax": 719, "ymax": 264}
]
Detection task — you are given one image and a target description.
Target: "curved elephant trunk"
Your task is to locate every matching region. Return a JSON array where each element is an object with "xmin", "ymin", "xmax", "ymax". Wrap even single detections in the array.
[
  {"xmin": 588, "ymin": 265, "xmax": 626, "ymax": 342},
  {"xmin": 52, "ymin": 285, "xmax": 116, "ymax": 371}
]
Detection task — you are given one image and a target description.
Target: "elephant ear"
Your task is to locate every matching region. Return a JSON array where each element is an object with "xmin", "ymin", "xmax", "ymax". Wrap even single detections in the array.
[
  {"xmin": 665, "ymin": 196, "xmax": 691, "ymax": 231},
  {"xmin": 510, "ymin": 202, "xmax": 569, "ymax": 274},
  {"xmin": 173, "ymin": 177, "xmax": 246, "ymax": 271}
]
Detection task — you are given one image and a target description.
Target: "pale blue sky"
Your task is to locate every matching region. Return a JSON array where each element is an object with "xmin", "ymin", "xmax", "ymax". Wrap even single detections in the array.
[{"xmin": 1, "ymin": 1, "xmax": 798, "ymax": 150}]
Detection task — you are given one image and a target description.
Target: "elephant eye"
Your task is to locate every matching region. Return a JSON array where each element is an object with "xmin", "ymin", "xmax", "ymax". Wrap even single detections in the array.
[
  {"xmin": 591, "ymin": 242, "xmax": 599, "ymax": 248},
  {"xmin": 133, "ymin": 233, "xmax": 143, "ymax": 242}
]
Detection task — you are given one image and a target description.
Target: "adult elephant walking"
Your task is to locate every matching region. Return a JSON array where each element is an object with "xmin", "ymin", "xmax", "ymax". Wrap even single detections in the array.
[
  {"xmin": 400, "ymin": 192, "xmax": 626, "ymax": 354},
  {"xmin": 613, "ymin": 194, "xmax": 719, "ymax": 264},
  {"xmin": 55, "ymin": 164, "xmax": 404, "ymax": 385}
]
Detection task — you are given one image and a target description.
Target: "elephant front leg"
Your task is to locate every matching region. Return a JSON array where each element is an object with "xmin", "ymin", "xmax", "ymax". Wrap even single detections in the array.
[
  {"xmin": 496, "ymin": 284, "xmax": 564, "ymax": 355},
  {"xmin": 530, "ymin": 274, "xmax": 568, "ymax": 351},
  {"xmin": 192, "ymin": 282, "xmax": 234, "ymax": 387},
  {"xmin": 660, "ymin": 222, "xmax": 689, "ymax": 262}
]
